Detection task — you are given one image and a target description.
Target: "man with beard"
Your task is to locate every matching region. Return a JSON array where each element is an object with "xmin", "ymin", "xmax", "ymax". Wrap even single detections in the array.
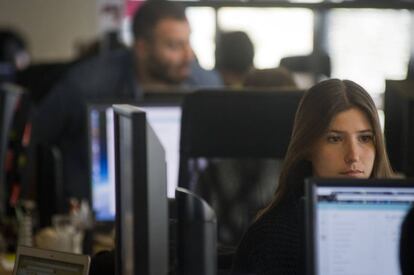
[
  {"xmin": 29, "ymin": 1, "xmax": 221, "ymax": 205},
  {"xmin": 132, "ymin": 0, "xmax": 220, "ymax": 89}
]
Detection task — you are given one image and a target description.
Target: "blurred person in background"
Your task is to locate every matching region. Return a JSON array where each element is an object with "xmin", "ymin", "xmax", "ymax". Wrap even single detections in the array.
[
  {"xmin": 214, "ymin": 30, "xmax": 298, "ymax": 89},
  {"xmin": 215, "ymin": 31, "xmax": 254, "ymax": 87},
  {"xmin": 30, "ymin": 0, "xmax": 222, "ymax": 204},
  {"xmin": 0, "ymin": 29, "xmax": 30, "ymax": 84},
  {"xmin": 243, "ymin": 67, "xmax": 297, "ymax": 89},
  {"xmin": 0, "ymin": 29, "xmax": 32, "ymax": 226}
]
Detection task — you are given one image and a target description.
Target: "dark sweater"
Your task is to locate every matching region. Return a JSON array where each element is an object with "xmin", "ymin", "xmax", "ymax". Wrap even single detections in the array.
[{"xmin": 231, "ymin": 199, "xmax": 305, "ymax": 275}]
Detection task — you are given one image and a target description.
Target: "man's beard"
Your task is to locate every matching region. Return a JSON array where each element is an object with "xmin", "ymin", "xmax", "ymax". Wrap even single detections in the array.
[{"xmin": 146, "ymin": 53, "xmax": 189, "ymax": 85}]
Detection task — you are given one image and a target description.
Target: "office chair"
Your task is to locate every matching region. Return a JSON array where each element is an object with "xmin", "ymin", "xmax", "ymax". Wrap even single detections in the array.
[
  {"xmin": 178, "ymin": 89, "xmax": 305, "ymax": 250},
  {"xmin": 280, "ymin": 51, "xmax": 331, "ymax": 86}
]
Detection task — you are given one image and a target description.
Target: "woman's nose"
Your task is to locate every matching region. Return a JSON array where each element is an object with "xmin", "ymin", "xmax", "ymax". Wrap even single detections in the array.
[{"xmin": 344, "ymin": 139, "xmax": 359, "ymax": 164}]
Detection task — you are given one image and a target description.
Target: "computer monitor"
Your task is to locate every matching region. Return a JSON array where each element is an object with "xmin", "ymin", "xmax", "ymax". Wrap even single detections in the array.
[
  {"xmin": 113, "ymin": 104, "xmax": 168, "ymax": 275},
  {"xmin": 306, "ymin": 178, "xmax": 414, "ymax": 275},
  {"xmin": 88, "ymin": 103, "xmax": 181, "ymax": 222},
  {"xmin": 384, "ymin": 80, "xmax": 414, "ymax": 176},
  {"xmin": 88, "ymin": 105, "xmax": 116, "ymax": 222},
  {"xmin": 13, "ymin": 246, "xmax": 90, "ymax": 275},
  {"xmin": 384, "ymin": 80, "xmax": 409, "ymax": 173},
  {"xmin": 179, "ymin": 89, "xmax": 304, "ymax": 160},
  {"xmin": 404, "ymin": 97, "xmax": 414, "ymax": 177}
]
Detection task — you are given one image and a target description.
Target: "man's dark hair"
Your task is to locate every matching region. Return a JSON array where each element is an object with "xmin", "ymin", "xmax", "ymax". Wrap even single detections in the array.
[
  {"xmin": 215, "ymin": 31, "xmax": 254, "ymax": 74},
  {"xmin": 0, "ymin": 29, "xmax": 26, "ymax": 64},
  {"xmin": 132, "ymin": 0, "xmax": 187, "ymax": 40}
]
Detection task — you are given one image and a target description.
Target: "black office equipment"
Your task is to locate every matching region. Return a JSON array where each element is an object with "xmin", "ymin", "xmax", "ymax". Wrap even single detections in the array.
[
  {"xmin": 306, "ymin": 178, "xmax": 414, "ymax": 275},
  {"xmin": 400, "ymin": 206, "xmax": 414, "ymax": 275},
  {"xmin": 113, "ymin": 105, "xmax": 168, "ymax": 275},
  {"xmin": 384, "ymin": 80, "xmax": 414, "ymax": 175},
  {"xmin": 176, "ymin": 187, "xmax": 217, "ymax": 275},
  {"xmin": 404, "ymin": 96, "xmax": 414, "ymax": 177},
  {"xmin": 36, "ymin": 145, "xmax": 65, "ymax": 227},
  {"xmin": 0, "ymin": 83, "xmax": 24, "ymax": 215},
  {"xmin": 178, "ymin": 89, "xmax": 305, "ymax": 246},
  {"xmin": 13, "ymin": 245, "xmax": 91, "ymax": 275}
]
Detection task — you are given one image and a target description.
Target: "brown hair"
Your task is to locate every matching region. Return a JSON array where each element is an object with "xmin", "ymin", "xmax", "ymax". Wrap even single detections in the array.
[{"xmin": 258, "ymin": 79, "xmax": 394, "ymax": 218}]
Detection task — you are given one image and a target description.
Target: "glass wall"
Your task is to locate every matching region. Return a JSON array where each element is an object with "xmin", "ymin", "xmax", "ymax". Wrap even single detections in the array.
[
  {"xmin": 123, "ymin": 3, "xmax": 412, "ymax": 102},
  {"xmin": 327, "ymin": 9, "xmax": 411, "ymax": 102},
  {"xmin": 187, "ymin": 7, "xmax": 314, "ymax": 70}
]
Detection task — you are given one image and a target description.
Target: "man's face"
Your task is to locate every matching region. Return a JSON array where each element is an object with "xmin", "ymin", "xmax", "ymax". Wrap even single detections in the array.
[{"xmin": 138, "ymin": 18, "xmax": 194, "ymax": 85}]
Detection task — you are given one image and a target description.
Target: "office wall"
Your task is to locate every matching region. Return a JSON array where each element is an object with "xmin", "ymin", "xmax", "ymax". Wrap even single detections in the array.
[{"xmin": 0, "ymin": 0, "xmax": 98, "ymax": 62}]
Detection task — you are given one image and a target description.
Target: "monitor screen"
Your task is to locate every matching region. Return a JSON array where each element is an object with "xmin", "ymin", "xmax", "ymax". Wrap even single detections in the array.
[
  {"xmin": 13, "ymin": 246, "xmax": 90, "ymax": 275},
  {"xmin": 88, "ymin": 104, "xmax": 181, "ymax": 222},
  {"xmin": 307, "ymin": 179, "xmax": 414, "ymax": 275},
  {"xmin": 89, "ymin": 106, "xmax": 116, "ymax": 221}
]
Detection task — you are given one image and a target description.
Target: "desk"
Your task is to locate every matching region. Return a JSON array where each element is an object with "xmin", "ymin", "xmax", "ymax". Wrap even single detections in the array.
[{"xmin": 93, "ymin": 232, "xmax": 114, "ymax": 255}]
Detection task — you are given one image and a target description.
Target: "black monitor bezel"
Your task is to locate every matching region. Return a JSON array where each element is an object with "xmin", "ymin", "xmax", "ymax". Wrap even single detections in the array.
[
  {"xmin": 179, "ymin": 88, "xmax": 305, "ymax": 159},
  {"xmin": 113, "ymin": 104, "xmax": 169, "ymax": 275}
]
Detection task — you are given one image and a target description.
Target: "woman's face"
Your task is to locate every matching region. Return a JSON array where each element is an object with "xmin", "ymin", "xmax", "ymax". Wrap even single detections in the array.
[{"xmin": 309, "ymin": 108, "xmax": 376, "ymax": 178}]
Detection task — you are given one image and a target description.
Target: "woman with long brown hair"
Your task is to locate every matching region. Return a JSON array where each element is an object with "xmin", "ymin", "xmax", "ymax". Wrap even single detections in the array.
[{"xmin": 232, "ymin": 79, "xmax": 394, "ymax": 275}]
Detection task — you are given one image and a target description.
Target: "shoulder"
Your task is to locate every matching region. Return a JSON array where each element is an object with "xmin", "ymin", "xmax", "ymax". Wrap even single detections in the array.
[
  {"xmin": 58, "ymin": 49, "xmax": 135, "ymax": 98},
  {"xmin": 241, "ymin": 201, "xmax": 301, "ymax": 250},
  {"xmin": 185, "ymin": 61, "xmax": 223, "ymax": 87},
  {"xmin": 67, "ymin": 49, "xmax": 132, "ymax": 82},
  {"xmin": 232, "ymin": 201, "xmax": 303, "ymax": 275}
]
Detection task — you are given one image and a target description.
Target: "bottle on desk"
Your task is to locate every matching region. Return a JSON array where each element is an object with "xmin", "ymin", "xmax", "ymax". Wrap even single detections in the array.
[{"xmin": 16, "ymin": 200, "xmax": 36, "ymax": 247}]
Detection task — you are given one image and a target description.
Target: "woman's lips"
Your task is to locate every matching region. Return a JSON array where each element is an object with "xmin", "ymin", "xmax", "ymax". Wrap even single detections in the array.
[{"xmin": 340, "ymin": 170, "xmax": 363, "ymax": 176}]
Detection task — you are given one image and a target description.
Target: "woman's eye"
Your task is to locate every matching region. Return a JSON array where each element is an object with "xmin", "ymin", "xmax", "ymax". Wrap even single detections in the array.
[
  {"xmin": 359, "ymin": 134, "xmax": 374, "ymax": 143},
  {"xmin": 327, "ymin": 135, "xmax": 342, "ymax": 143}
]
